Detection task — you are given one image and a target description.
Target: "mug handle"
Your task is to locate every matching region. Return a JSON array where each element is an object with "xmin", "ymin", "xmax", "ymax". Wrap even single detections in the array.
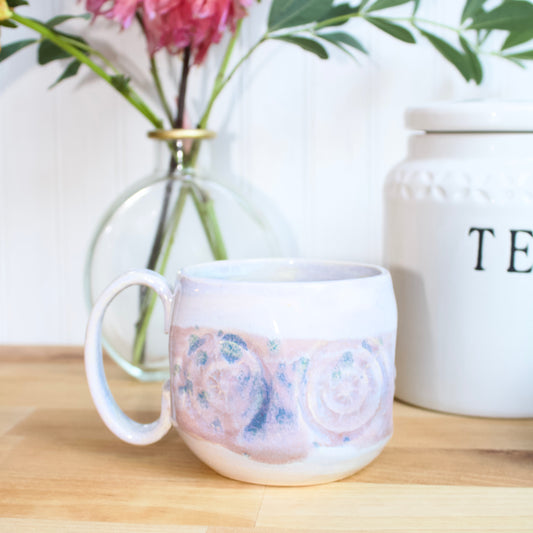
[{"xmin": 84, "ymin": 270, "xmax": 174, "ymax": 445}]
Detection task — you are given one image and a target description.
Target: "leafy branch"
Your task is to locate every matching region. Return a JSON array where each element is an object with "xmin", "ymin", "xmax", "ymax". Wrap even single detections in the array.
[
  {"xmin": 1, "ymin": 1, "xmax": 163, "ymax": 127},
  {"xmin": 208, "ymin": 0, "xmax": 533, "ymax": 88}
]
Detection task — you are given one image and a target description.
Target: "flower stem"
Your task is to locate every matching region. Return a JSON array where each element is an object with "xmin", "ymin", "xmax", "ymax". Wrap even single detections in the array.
[
  {"xmin": 150, "ymin": 55, "xmax": 174, "ymax": 125},
  {"xmin": 57, "ymin": 34, "xmax": 121, "ymax": 74},
  {"xmin": 131, "ymin": 158, "xmax": 229, "ymax": 366},
  {"xmin": 197, "ymin": 21, "xmax": 261, "ymax": 131},
  {"xmin": 389, "ymin": 16, "xmax": 464, "ymax": 34},
  {"xmin": 11, "ymin": 12, "xmax": 163, "ymax": 129},
  {"xmin": 133, "ymin": 46, "xmax": 193, "ymax": 363},
  {"xmin": 175, "ymin": 46, "xmax": 191, "ymax": 129},
  {"xmin": 132, "ymin": 182, "xmax": 189, "ymax": 365},
  {"xmin": 311, "ymin": 12, "xmax": 362, "ymax": 32},
  {"xmin": 135, "ymin": 12, "xmax": 174, "ymax": 126},
  {"xmin": 134, "ymin": 142, "xmax": 179, "ymax": 365},
  {"xmin": 189, "ymin": 182, "xmax": 228, "ymax": 260}
]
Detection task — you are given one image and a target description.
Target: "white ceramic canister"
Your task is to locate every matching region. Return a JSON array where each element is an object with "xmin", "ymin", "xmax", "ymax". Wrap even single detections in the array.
[{"xmin": 384, "ymin": 101, "xmax": 533, "ymax": 418}]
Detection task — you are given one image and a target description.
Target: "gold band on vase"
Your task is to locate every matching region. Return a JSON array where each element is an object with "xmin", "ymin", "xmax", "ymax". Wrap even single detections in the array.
[{"xmin": 147, "ymin": 129, "xmax": 216, "ymax": 141}]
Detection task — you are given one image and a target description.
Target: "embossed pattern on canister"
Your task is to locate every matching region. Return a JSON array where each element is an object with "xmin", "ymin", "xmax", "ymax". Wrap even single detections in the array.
[{"xmin": 384, "ymin": 101, "xmax": 533, "ymax": 418}]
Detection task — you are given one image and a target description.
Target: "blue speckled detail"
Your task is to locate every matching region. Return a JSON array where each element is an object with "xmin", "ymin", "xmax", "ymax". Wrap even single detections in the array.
[
  {"xmin": 343, "ymin": 436, "xmax": 350, "ymax": 442},
  {"xmin": 277, "ymin": 372, "xmax": 289, "ymax": 385},
  {"xmin": 275, "ymin": 408, "xmax": 293, "ymax": 425},
  {"xmin": 198, "ymin": 391, "xmax": 209, "ymax": 409},
  {"xmin": 220, "ymin": 341, "xmax": 243, "ymax": 363},
  {"xmin": 268, "ymin": 339, "xmax": 280, "ymax": 352},
  {"xmin": 277, "ymin": 364, "xmax": 291, "ymax": 388},
  {"xmin": 220, "ymin": 334, "xmax": 247, "ymax": 364},
  {"xmin": 294, "ymin": 357, "xmax": 309, "ymax": 374},
  {"xmin": 245, "ymin": 378, "xmax": 271, "ymax": 435},
  {"xmin": 212, "ymin": 418, "xmax": 222, "ymax": 432},
  {"xmin": 222, "ymin": 333, "xmax": 247, "ymax": 349},
  {"xmin": 362, "ymin": 340, "xmax": 372, "ymax": 353},
  {"xmin": 179, "ymin": 379, "xmax": 193, "ymax": 395},
  {"xmin": 196, "ymin": 350, "xmax": 208, "ymax": 366},
  {"xmin": 188, "ymin": 334, "xmax": 205, "ymax": 355},
  {"xmin": 238, "ymin": 370, "xmax": 251, "ymax": 388},
  {"xmin": 342, "ymin": 351, "xmax": 354, "ymax": 365}
]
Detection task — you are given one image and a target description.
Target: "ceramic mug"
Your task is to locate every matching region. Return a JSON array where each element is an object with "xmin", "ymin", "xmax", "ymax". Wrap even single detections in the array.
[{"xmin": 85, "ymin": 259, "xmax": 397, "ymax": 486}]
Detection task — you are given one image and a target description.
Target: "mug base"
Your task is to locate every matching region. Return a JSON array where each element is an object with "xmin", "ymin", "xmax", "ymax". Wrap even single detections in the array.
[{"xmin": 179, "ymin": 431, "xmax": 390, "ymax": 486}]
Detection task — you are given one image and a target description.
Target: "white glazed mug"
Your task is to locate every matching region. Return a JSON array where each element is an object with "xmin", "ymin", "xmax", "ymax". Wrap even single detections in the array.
[{"xmin": 85, "ymin": 259, "xmax": 397, "ymax": 486}]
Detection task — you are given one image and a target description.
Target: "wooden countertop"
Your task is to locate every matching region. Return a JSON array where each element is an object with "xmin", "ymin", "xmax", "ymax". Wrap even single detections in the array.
[{"xmin": 0, "ymin": 346, "xmax": 532, "ymax": 532}]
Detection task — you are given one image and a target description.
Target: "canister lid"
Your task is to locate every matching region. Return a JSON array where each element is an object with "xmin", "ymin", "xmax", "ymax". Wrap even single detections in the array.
[{"xmin": 405, "ymin": 101, "xmax": 533, "ymax": 132}]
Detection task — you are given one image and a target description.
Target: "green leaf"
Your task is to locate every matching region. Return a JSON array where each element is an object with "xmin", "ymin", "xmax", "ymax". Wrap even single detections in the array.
[
  {"xmin": 501, "ymin": 29, "xmax": 533, "ymax": 51},
  {"xmin": 37, "ymin": 31, "xmax": 88, "ymax": 65},
  {"xmin": 461, "ymin": 0, "xmax": 487, "ymax": 24},
  {"xmin": 7, "ymin": 0, "xmax": 28, "ymax": 7},
  {"xmin": 420, "ymin": 29, "xmax": 471, "ymax": 82},
  {"xmin": 502, "ymin": 55, "xmax": 525, "ymax": 68},
  {"xmin": 268, "ymin": 0, "xmax": 333, "ymax": 32},
  {"xmin": 365, "ymin": 16, "xmax": 416, "ymax": 43},
  {"xmin": 272, "ymin": 35, "xmax": 329, "ymax": 59},
  {"xmin": 504, "ymin": 49, "xmax": 533, "ymax": 60},
  {"xmin": 317, "ymin": 31, "xmax": 368, "ymax": 54},
  {"xmin": 321, "ymin": 40, "xmax": 356, "ymax": 59},
  {"xmin": 49, "ymin": 58, "xmax": 81, "ymax": 88},
  {"xmin": 460, "ymin": 36, "xmax": 483, "ymax": 84},
  {"xmin": 38, "ymin": 39, "xmax": 71, "ymax": 65},
  {"xmin": 0, "ymin": 38, "xmax": 37, "ymax": 62},
  {"xmin": 0, "ymin": 19, "xmax": 17, "ymax": 28},
  {"xmin": 45, "ymin": 13, "xmax": 91, "ymax": 28},
  {"xmin": 469, "ymin": 1, "xmax": 533, "ymax": 31},
  {"xmin": 413, "ymin": 0, "xmax": 421, "ymax": 15},
  {"xmin": 316, "ymin": 3, "xmax": 360, "ymax": 27},
  {"xmin": 367, "ymin": 0, "xmax": 412, "ymax": 13},
  {"xmin": 110, "ymin": 74, "xmax": 131, "ymax": 91},
  {"xmin": 54, "ymin": 31, "xmax": 88, "ymax": 47}
]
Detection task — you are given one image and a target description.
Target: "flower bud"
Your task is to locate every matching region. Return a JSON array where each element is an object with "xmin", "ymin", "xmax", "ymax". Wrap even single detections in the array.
[{"xmin": 0, "ymin": 0, "xmax": 12, "ymax": 21}]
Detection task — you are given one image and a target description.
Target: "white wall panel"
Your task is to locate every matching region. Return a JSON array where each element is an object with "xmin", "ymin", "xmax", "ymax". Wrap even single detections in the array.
[{"xmin": 1, "ymin": 0, "xmax": 533, "ymax": 344}]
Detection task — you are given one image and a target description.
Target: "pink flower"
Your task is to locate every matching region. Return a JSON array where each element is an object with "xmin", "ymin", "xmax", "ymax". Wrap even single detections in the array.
[{"xmin": 86, "ymin": 0, "xmax": 253, "ymax": 64}]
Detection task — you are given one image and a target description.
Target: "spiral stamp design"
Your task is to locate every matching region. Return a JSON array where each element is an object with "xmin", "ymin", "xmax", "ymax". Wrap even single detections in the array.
[
  {"xmin": 303, "ymin": 347, "xmax": 383, "ymax": 433},
  {"xmin": 170, "ymin": 327, "xmax": 395, "ymax": 464}
]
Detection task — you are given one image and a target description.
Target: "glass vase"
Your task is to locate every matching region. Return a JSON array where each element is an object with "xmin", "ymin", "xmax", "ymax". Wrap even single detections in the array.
[{"xmin": 85, "ymin": 130, "xmax": 283, "ymax": 381}]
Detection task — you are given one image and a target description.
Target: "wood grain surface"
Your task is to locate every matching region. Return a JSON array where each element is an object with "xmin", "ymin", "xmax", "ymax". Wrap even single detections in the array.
[{"xmin": 1, "ymin": 346, "xmax": 532, "ymax": 532}]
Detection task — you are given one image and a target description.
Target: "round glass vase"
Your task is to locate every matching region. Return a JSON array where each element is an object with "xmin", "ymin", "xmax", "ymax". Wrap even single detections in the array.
[{"xmin": 85, "ymin": 129, "xmax": 282, "ymax": 381}]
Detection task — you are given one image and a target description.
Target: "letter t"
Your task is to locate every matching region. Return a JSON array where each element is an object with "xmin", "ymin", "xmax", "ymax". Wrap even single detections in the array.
[{"xmin": 468, "ymin": 228, "xmax": 495, "ymax": 271}]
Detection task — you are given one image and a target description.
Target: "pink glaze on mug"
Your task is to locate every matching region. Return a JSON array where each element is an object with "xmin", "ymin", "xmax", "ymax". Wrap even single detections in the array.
[{"xmin": 170, "ymin": 327, "xmax": 395, "ymax": 465}]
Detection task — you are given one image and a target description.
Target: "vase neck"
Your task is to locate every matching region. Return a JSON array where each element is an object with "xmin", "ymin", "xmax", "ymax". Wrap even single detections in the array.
[
  {"xmin": 171, "ymin": 139, "xmax": 196, "ymax": 172},
  {"xmin": 154, "ymin": 138, "xmax": 202, "ymax": 176}
]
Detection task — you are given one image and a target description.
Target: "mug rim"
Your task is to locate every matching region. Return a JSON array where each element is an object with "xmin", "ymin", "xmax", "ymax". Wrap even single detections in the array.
[{"xmin": 179, "ymin": 258, "xmax": 389, "ymax": 287}]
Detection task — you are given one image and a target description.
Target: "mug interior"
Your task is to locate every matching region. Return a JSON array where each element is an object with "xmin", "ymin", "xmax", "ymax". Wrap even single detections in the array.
[{"xmin": 181, "ymin": 259, "xmax": 384, "ymax": 284}]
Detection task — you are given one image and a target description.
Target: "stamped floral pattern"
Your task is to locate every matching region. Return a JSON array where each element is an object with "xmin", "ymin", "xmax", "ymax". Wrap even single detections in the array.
[{"xmin": 170, "ymin": 327, "xmax": 395, "ymax": 464}]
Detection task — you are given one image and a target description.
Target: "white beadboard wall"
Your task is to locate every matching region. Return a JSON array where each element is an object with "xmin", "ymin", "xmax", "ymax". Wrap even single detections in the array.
[{"xmin": 1, "ymin": 0, "xmax": 533, "ymax": 345}]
